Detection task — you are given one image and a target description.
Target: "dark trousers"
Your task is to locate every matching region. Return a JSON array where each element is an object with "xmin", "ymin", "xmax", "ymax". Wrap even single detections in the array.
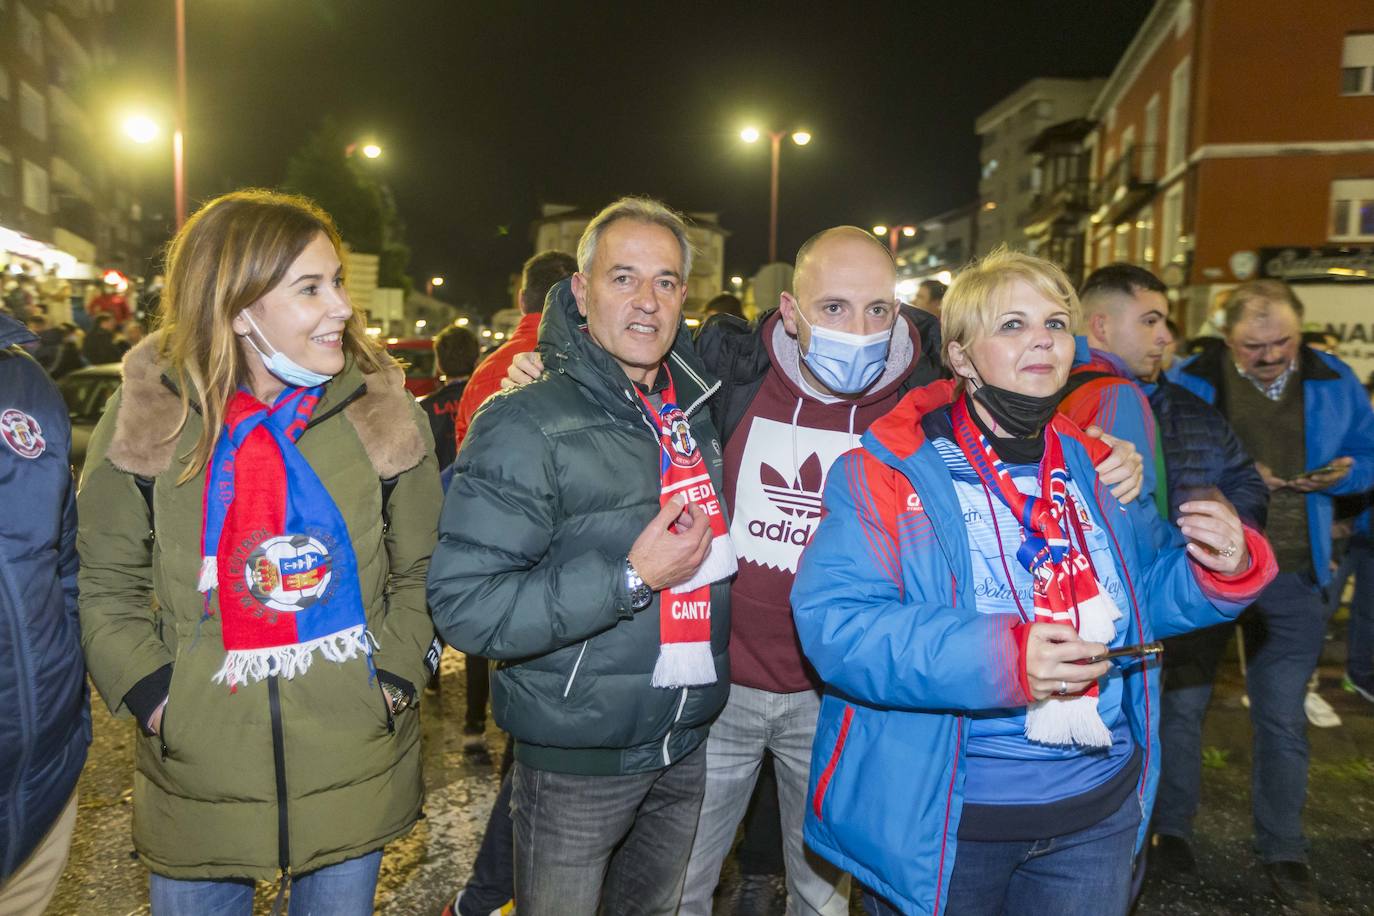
[
  {"xmin": 1344, "ymin": 536, "xmax": 1374, "ymax": 685},
  {"xmin": 511, "ymin": 742, "xmax": 707, "ymax": 916},
  {"xmin": 1155, "ymin": 573, "xmax": 1329, "ymax": 862},
  {"xmin": 465, "ymin": 653, "xmax": 490, "ymax": 733},
  {"xmin": 458, "ymin": 739, "xmax": 516, "ymax": 916},
  {"xmin": 1151, "ymin": 622, "xmax": 1234, "ymax": 840}
]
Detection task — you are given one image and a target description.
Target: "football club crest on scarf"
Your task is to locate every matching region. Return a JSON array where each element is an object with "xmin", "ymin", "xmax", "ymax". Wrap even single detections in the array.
[
  {"xmin": 0, "ymin": 408, "xmax": 46, "ymax": 458},
  {"xmin": 198, "ymin": 385, "xmax": 372, "ymax": 689},
  {"xmin": 634, "ymin": 368, "xmax": 736, "ymax": 688}
]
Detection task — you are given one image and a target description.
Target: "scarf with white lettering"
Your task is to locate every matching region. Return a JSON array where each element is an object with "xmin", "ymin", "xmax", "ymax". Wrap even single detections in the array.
[
  {"xmin": 952, "ymin": 396, "xmax": 1120, "ymax": 747},
  {"xmin": 634, "ymin": 368, "xmax": 735, "ymax": 687},
  {"xmin": 197, "ymin": 386, "xmax": 372, "ymax": 689}
]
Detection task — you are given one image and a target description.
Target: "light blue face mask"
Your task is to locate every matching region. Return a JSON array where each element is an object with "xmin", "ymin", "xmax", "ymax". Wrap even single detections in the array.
[
  {"xmin": 242, "ymin": 312, "xmax": 334, "ymax": 388},
  {"xmin": 796, "ymin": 309, "xmax": 892, "ymax": 395}
]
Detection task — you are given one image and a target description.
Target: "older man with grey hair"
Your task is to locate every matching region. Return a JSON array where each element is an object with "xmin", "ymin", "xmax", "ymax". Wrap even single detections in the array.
[{"xmin": 428, "ymin": 197, "xmax": 734, "ymax": 915}]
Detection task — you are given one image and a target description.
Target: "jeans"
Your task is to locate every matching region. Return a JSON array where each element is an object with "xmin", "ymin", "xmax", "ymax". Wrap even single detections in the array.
[
  {"xmin": 679, "ymin": 684, "xmax": 850, "ymax": 916},
  {"xmin": 1150, "ymin": 623, "xmax": 1234, "ymax": 839},
  {"xmin": 510, "ymin": 740, "xmax": 706, "ymax": 916},
  {"xmin": 862, "ymin": 791, "xmax": 1142, "ymax": 916},
  {"xmin": 148, "ymin": 849, "xmax": 382, "ymax": 916},
  {"xmin": 1344, "ymin": 535, "xmax": 1374, "ymax": 685}
]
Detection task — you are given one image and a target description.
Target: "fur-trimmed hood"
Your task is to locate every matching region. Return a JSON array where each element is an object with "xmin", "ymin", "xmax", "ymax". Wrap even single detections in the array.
[{"xmin": 106, "ymin": 331, "xmax": 426, "ymax": 480}]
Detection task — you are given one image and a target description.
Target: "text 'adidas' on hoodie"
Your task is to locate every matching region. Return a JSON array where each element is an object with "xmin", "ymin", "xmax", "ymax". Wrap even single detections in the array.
[{"xmin": 724, "ymin": 310, "xmax": 915, "ymax": 693}]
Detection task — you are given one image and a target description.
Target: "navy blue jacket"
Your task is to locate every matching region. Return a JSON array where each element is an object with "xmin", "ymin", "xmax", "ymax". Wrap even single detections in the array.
[
  {"xmin": 1171, "ymin": 345, "xmax": 1374, "ymax": 586},
  {"xmin": 1144, "ymin": 376, "xmax": 1269, "ymax": 530},
  {"xmin": 0, "ymin": 313, "xmax": 89, "ymax": 879}
]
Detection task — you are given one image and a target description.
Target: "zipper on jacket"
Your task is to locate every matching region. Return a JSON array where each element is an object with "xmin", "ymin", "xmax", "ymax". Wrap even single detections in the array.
[
  {"xmin": 267, "ymin": 676, "xmax": 292, "ymax": 885},
  {"xmin": 563, "ymin": 641, "xmax": 589, "ymax": 698},
  {"xmin": 304, "ymin": 383, "xmax": 367, "ymax": 431},
  {"xmin": 377, "ymin": 681, "xmax": 396, "ymax": 735},
  {"xmin": 159, "ymin": 702, "xmax": 170, "ymax": 761},
  {"xmin": 661, "ymin": 687, "xmax": 688, "ymax": 766}
]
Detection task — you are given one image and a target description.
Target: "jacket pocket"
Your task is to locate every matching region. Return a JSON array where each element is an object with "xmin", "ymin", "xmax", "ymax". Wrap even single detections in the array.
[
  {"xmin": 157, "ymin": 693, "xmax": 173, "ymax": 761},
  {"xmin": 812, "ymin": 703, "xmax": 855, "ymax": 819}
]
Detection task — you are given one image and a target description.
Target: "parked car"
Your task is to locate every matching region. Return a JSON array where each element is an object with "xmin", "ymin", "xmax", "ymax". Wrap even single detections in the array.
[
  {"xmin": 58, "ymin": 363, "xmax": 122, "ymax": 473},
  {"xmin": 384, "ymin": 338, "xmax": 440, "ymax": 398}
]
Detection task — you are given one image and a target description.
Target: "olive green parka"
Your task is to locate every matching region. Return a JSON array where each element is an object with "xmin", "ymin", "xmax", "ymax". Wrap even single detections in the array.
[{"xmin": 77, "ymin": 333, "xmax": 440, "ymax": 881}]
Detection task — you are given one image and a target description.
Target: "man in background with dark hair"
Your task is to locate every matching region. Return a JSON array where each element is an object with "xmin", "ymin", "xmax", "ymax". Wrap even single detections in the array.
[
  {"xmin": 452, "ymin": 250, "xmax": 578, "ymax": 453},
  {"xmin": 703, "ymin": 292, "xmax": 744, "ymax": 320},
  {"xmin": 912, "ymin": 278, "xmax": 945, "ymax": 317},
  {"xmin": 420, "ymin": 325, "xmax": 481, "ymax": 470},
  {"xmin": 1062, "ymin": 263, "xmax": 1269, "ymax": 893}
]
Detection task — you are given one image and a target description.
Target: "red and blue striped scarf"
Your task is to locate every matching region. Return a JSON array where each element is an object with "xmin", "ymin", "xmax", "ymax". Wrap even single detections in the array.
[
  {"xmin": 952, "ymin": 395, "xmax": 1120, "ymax": 747},
  {"xmin": 197, "ymin": 386, "xmax": 371, "ymax": 689}
]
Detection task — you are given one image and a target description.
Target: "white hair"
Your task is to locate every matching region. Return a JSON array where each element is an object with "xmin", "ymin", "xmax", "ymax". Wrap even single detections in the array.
[{"xmin": 576, "ymin": 196, "xmax": 694, "ymax": 280}]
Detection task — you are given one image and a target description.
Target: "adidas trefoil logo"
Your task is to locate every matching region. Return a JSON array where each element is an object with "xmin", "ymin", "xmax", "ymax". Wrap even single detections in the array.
[{"xmin": 751, "ymin": 453, "xmax": 824, "ymax": 546}]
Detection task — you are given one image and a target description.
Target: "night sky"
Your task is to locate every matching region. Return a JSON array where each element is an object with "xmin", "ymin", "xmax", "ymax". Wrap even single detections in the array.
[{"xmin": 111, "ymin": 1, "xmax": 1153, "ymax": 310}]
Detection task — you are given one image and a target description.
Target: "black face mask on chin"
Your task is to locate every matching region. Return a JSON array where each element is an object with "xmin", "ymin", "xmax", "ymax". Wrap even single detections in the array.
[{"xmin": 966, "ymin": 357, "xmax": 1068, "ymax": 439}]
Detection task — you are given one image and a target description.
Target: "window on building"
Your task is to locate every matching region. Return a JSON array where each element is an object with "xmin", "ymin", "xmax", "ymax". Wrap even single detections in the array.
[
  {"xmin": 0, "ymin": 147, "xmax": 14, "ymax": 199},
  {"xmin": 1342, "ymin": 34, "xmax": 1374, "ymax": 96},
  {"xmin": 1120, "ymin": 125, "xmax": 1136, "ymax": 179},
  {"xmin": 18, "ymin": 4, "xmax": 44, "ymax": 65},
  {"xmin": 1137, "ymin": 206, "xmax": 1155, "ymax": 266},
  {"xmin": 1142, "ymin": 94, "xmax": 1161, "ymax": 180},
  {"xmin": 18, "ymin": 82, "xmax": 46, "ymax": 140},
  {"xmin": 21, "ymin": 159, "xmax": 49, "ymax": 215},
  {"xmin": 1330, "ymin": 179, "xmax": 1374, "ymax": 240},
  {"xmin": 1097, "ymin": 235, "xmax": 1111, "ymax": 271},
  {"xmin": 1114, "ymin": 223, "xmax": 1131, "ymax": 261},
  {"xmin": 1167, "ymin": 56, "xmax": 1191, "ymax": 172},
  {"xmin": 0, "ymin": 67, "xmax": 9, "ymax": 102},
  {"xmin": 1161, "ymin": 185, "xmax": 1184, "ymax": 265}
]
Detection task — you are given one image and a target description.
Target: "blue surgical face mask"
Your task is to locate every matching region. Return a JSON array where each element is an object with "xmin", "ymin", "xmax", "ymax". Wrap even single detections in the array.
[
  {"xmin": 242, "ymin": 311, "xmax": 334, "ymax": 388},
  {"xmin": 796, "ymin": 308, "xmax": 892, "ymax": 395}
]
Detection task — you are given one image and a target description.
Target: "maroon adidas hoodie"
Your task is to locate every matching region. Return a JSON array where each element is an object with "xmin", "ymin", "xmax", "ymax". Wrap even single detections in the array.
[{"xmin": 725, "ymin": 310, "xmax": 917, "ymax": 693}]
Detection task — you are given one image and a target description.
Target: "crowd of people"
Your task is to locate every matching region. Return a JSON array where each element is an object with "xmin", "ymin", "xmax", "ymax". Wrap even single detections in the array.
[{"xmin": 1, "ymin": 188, "xmax": 1369, "ymax": 916}]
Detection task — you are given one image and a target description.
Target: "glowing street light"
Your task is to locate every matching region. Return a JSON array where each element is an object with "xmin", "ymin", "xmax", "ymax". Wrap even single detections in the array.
[
  {"xmin": 123, "ymin": 114, "xmax": 159, "ymax": 144},
  {"xmin": 430, "ymin": 276, "xmax": 444, "ymax": 287},
  {"xmin": 740, "ymin": 125, "xmax": 813, "ymax": 262},
  {"xmin": 873, "ymin": 223, "xmax": 919, "ymax": 253},
  {"xmin": 902, "ymin": 226, "xmax": 917, "ymax": 238},
  {"xmin": 426, "ymin": 275, "xmax": 445, "ymax": 296},
  {"xmin": 456, "ymin": 317, "xmax": 470, "ymax": 327},
  {"xmin": 872, "ymin": 224, "xmax": 888, "ymax": 236},
  {"xmin": 361, "ymin": 143, "xmax": 382, "ymax": 159}
]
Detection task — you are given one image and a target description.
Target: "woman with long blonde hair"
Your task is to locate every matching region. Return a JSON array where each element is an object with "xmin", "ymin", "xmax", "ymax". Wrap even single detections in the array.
[{"xmin": 78, "ymin": 189, "xmax": 440, "ymax": 914}]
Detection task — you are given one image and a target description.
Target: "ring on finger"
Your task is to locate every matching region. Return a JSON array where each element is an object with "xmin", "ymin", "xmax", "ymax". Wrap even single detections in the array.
[
  {"xmin": 1218, "ymin": 543, "xmax": 1237, "ymax": 558},
  {"xmin": 1056, "ymin": 680, "xmax": 1068, "ymax": 695}
]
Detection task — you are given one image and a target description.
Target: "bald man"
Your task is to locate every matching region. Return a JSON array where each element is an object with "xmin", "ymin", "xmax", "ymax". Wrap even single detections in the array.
[{"xmin": 679, "ymin": 226, "xmax": 941, "ymax": 915}]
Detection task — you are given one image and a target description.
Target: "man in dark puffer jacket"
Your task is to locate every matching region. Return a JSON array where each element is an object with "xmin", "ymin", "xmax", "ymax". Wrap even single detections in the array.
[
  {"xmin": 0, "ymin": 312, "xmax": 89, "ymax": 913},
  {"xmin": 1064, "ymin": 263, "xmax": 1268, "ymax": 891},
  {"xmin": 428, "ymin": 198, "xmax": 730, "ymax": 916}
]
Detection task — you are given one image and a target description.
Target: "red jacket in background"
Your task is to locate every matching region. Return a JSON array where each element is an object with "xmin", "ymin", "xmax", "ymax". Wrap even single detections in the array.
[{"xmin": 453, "ymin": 312, "xmax": 541, "ymax": 452}]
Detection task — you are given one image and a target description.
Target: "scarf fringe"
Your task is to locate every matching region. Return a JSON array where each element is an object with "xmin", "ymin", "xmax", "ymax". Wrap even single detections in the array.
[
  {"xmin": 211, "ymin": 625, "xmax": 373, "ymax": 688},
  {"xmin": 1026, "ymin": 693, "xmax": 1114, "ymax": 748},
  {"xmin": 675, "ymin": 533, "xmax": 738, "ymax": 593},
  {"xmin": 651, "ymin": 640, "xmax": 716, "ymax": 688},
  {"xmin": 1072, "ymin": 587, "xmax": 1122, "ymax": 644}
]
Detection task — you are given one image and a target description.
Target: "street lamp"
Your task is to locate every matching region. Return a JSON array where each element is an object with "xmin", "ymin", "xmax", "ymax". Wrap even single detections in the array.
[
  {"xmin": 740, "ymin": 125, "xmax": 813, "ymax": 263},
  {"xmin": 345, "ymin": 141, "xmax": 383, "ymax": 159},
  {"xmin": 873, "ymin": 223, "xmax": 919, "ymax": 254},
  {"xmin": 123, "ymin": 115, "xmax": 159, "ymax": 145},
  {"xmin": 426, "ymin": 275, "xmax": 444, "ymax": 296}
]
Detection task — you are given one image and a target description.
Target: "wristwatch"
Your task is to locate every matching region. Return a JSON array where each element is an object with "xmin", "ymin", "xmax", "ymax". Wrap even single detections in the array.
[
  {"xmin": 381, "ymin": 680, "xmax": 413, "ymax": 715},
  {"xmin": 624, "ymin": 557, "xmax": 653, "ymax": 611}
]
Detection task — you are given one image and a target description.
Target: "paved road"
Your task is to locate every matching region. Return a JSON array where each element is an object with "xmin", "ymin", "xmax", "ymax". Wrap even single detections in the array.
[{"xmin": 51, "ymin": 636, "xmax": 1374, "ymax": 915}]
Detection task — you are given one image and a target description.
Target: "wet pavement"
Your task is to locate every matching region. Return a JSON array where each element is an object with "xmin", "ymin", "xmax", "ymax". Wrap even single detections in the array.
[{"xmin": 51, "ymin": 633, "xmax": 1374, "ymax": 915}]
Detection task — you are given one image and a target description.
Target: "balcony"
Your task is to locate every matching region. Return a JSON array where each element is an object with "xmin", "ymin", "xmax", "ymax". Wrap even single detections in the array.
[
  {"xmin": 1023, "ymin": 177, "xmax": 1093, "ymax": 238},
  {"xmin": 1092, "ymin": 144, "xmax": 1158, "ymax": 227}
]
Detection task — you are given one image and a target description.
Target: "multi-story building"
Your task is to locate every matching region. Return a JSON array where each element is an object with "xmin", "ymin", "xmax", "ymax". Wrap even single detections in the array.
[
  {"xmin": 532, "ymin": 203, "xmax": 728, "ymax": 313},
  {"xmin": 975, "ymin": 77, "xmax": 1104, "ymax": 256},
  {"xmin": 1082, "ymin": 0, "xmax": 1374, "ymax": 375},
  {"xmin": 894, "ymin": 203, "xmax": 979, "ymax": 300},
  {"xmin": 0, "ymin": 0, "xmax": 140, "ymax": 278},
  {"xmin": 1022, "ymin": 118, "xmax": 1096, "ymax": 286}
]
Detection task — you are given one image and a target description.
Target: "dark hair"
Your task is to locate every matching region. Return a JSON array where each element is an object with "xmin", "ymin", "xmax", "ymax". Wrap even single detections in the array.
[
  {"xmin": 703, "ymin": 293, "xmax": 744, "ymax": 319},
  {"xmin": 94, "ymin": 313, "xmax": 115, "ymax": 328},
  {"xmin": 1079, "ymin": 263, "xmax": 1167, "ymax": 303},
  {"xmin": 1301, "ymin": 329, "xmax": 1338, "ymax": 349},
  {"xmin": 918, "ymin": 279, "xmax": 947, "ymax": 301},
  {"xmin": 520, "ymin": 250, "xmax": 577, "ymax": 315},
  {"xmin": 433, "ymin": 325, "xmax": 481, "ymax": 378}
]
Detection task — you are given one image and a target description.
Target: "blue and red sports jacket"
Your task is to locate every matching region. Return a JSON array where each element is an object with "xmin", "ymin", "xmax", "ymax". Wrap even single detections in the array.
[{"xmin": 791, "ymin": 381, "xmax": 1276, "ymax": 915}]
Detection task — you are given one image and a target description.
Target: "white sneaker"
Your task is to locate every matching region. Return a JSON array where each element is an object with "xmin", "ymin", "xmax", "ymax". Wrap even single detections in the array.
[{"xmin": 1304, "ymin": 690, "xmax": 1343, "ymax": 728}]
